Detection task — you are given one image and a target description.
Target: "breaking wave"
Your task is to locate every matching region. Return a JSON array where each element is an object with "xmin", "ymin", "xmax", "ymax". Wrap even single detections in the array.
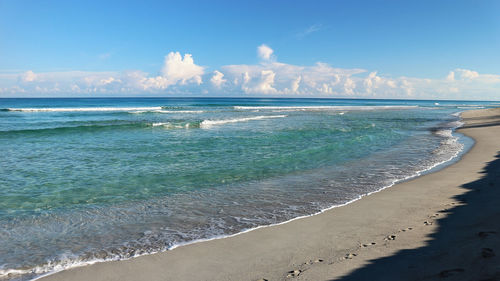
[
  {"xmin": 200, "ymin": 115, "xmax": 287, "ymax": 128},
  {"xmin": 234, "ymin": 105, "xmax": 418, "ymax": 111},
  {"xmin": 4, "ymin": 107, "xmax": 163, "ymax": 112}
]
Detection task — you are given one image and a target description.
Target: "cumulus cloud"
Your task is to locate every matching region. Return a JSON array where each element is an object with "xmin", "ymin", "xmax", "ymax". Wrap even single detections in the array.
[
  {"xmin": 291, "ymin": 76, "xmax": 301, "ymax": 93},
  {"xmin": 210, "ymin": 70, "xmax": 226, "ymax": 88},
  {"xmin": 400, "ymin": 79, "xmax": 415, "ymax": 97},
  {"xmin": 446, "ymin": 71, "xmax": 455, "ymax": 81},
  {"xmin": 363, "ymin": 72, "xmax": 398, "ymax": 95},
  {"xmin": 21, "ymin": 70, "xmax": 37, "ymax": 82},
  {"xmin": 455, "ymin": 68, "xmax": 479, "ymax": 80},
  {"xmin": 221, "ymin": 57, "xmax": 365, "ymax": 96},
  {"xmin": 444, "ymin": 68, "xmax": 500, "ymax": 86},
  {"xmin": 343, "ymin": 78, "xmax": 356, "ymax": 95},
  {"xmin": 161, "ymin": 52, "xmax": 204, "ymax": 86},
  {"xmin": 0, "ymin": 52, "xmax": 206, "ymax": 95},
  {"xmin": 114, "ymin": 52, "xmax": 205, "ymax": 91},
  {"xmin": 219, "ymin": 44, "xmax": 367, "ymax": 96},
  {"xmin": 257, "ymin": 44, "xmax": 274, "ymax": 61},
  {"xmin": 242, "ymin": 70, "xmax": 277, "ymax": 94},
  {"xmin": 1, "ymin": 46, "xmax": 499, "ymax": 100}
]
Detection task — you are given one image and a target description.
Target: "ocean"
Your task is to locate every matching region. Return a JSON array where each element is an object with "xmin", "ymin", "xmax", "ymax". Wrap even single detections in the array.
[{"xmin": 0, "ymin": 97, "xmax": 497, "ymax": 280}]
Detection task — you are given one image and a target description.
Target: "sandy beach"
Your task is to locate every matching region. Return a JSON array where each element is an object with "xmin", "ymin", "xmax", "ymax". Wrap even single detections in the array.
[{"xmin": 39, "ymin": 107, "xmax": 500, "ymax": 281}]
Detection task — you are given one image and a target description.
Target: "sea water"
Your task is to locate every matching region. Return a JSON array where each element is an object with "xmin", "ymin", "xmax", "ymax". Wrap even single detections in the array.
[{"xmin": 0, "ymin": 98, "xmax": 497, "ymax": 280}]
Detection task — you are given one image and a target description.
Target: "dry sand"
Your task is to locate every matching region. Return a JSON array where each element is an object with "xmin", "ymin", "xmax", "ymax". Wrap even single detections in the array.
[{"xmin": 40, "ymin": 108, "xmax": 500, "ymax": 281}]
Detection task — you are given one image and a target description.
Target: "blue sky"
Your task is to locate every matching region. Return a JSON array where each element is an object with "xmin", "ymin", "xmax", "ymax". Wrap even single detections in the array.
[{"xmin": 1, "ymin": 0, "xmax": 499, "ymax": 99}]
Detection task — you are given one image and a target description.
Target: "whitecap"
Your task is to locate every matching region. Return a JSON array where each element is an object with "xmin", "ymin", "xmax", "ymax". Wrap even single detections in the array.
[
  {"xmin": 234, "ymin": 105, "xmax": 418, "ymax": 111},
  {"xmin": 200, "ymin": 115, "xmax": 287, "ymax": 128},
  {"xmin": 8, "ymin": 107, "xmax": 163, "ymax": 112}
]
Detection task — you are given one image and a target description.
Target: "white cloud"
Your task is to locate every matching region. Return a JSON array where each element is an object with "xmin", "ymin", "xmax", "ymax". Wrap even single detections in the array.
[
  {"xmin": 455, "ymin": 68, "xmax": 479, "ymax": 80},
  {"xmin": 400, "ymin": 79, "xmax": 415, "ymax": 97},
  {"xmin": 116, "ymin": 52, "xmax": 205, "ymax": 91},
  {"xmin": 343, "ymin": 78, "xmax": 356, "ymax": 95},
  {"xmin": 161, "ymin": 52, "xmax": 204, "ymax": 86},
  {"xmin": 210, "ymin": 70, "xmax": 226, "ymax": 87},
  {"xmin": 256, "ymin": 70, "xmax": 277, "ymax": 94},
  {"xmin": 319, "ymin": 83, "xmax": 332, "ymax": 94},
  {"xmin": 446, "ymin": 71, "xmax": 455, "ymax": 81},
  {"xmin": 21, "ymin": 70, "xmax": 37, "ymax": 82},
  {"xmin": 451, "ymin": 68, "xmax": 500, "ymax": 84},
  {"xmin": 291, "ymin": 76, "xmax": 301, "ymax": 93},
  {"xmin": 100, "ymin": 77, "xmax": 119, "ymax": 85},
  {"xmin": 241, "ymin": 70, "xmax": 277, "ymax": 94},
  {"xmin": 243, "ymin": 72, "xmax": 251, "ymax": 84},
  {"xmin": 363, "ymin": 72, "xmax": 398, "ymax": 95},
  {"xmin": 221, "ymin": 60, "xmax": 365, "ymax": 96},
  {"xmin": 102, "ymin": 52, "xmax": 205, "ymax": 92},
  {"xmin": 1, "ymin": 47, "xmax": 499, "ymax": 100},
  {"xmin": 257, "ymin": 44, "xmax": 274, "ymax": 61}
]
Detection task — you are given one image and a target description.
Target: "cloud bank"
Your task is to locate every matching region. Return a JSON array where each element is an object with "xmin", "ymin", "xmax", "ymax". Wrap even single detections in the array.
[{"xmin": 1, "ymin": 46, "xmax": 499, "ymax": 100}]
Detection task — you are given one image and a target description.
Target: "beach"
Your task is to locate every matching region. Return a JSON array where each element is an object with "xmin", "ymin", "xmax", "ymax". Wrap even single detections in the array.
[
  {"xmin": 36, "ymin": 107, "xmax": 500, "ymax": 281},
  {"xmin": 2, "ymin": 1, "xmax": 498, "ymax": 280}
]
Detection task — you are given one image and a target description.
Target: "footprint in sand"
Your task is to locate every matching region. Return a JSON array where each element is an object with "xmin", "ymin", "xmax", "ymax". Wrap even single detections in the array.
[
  {"xmin": 482, "ymin": 248, "xmax": 495, "ymax": 258},
  {"xmin": 478, "ymin": 231, "xmax": 497, "ymax": 238},
  {"xmin": 305, "ymin": 258, "xmax": 324, "ymax": 265},
  {"xmin": 361, "ymin": 242, "xmax": 377, "ymax": 247},
  {"xmin": 424, "ymin": 221, "xmax": 433, "ymax": 225},
  {"xmin": 400, "ymin": 227, "xmax": 413, "ymax": 232},
  {"xmin": 287, "ymin": 269, "xmax": 302, "ymax": 278},
  {"xmin": 385, "ymin": 235, "xmax": 396, "ymax": 241},
  {"xmin": 439, "ymin": 268, "xmax": 464, "ymax": 278},
  {"xmin": 344, "ymin": 253, "xmax": 357, "ymax": 259}
]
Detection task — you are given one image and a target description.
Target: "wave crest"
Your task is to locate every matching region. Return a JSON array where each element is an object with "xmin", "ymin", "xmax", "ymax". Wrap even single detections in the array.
[
  {"xmin": 200, "ymin": 115, "xmax": 287, "ymax": 128},
  {"xmin": 131, "ymin": 110, "xmax": 204, "ymax": 114},
  {"xmin": 5, "ymin": 107, "xmax": 163, "ymax": 112},
  {"xmin": 234, "ymin": 105, "xmax": 418, "ymax": 111}
]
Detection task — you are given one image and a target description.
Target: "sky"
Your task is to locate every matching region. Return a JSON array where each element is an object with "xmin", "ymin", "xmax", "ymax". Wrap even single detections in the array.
[{"xmin": 0, "ymin": 0, "xmax": 499, "ymax": 100}]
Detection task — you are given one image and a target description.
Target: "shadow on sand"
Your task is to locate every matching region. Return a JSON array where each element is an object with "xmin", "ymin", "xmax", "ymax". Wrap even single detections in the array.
[{"xmin": 332, "ymin": 152, "xmax": 500, "ymax": 281}]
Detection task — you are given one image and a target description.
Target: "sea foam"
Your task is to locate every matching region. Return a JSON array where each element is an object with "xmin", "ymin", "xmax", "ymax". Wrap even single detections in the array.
[
  {"xmin": 131, "ymin": 110, "xmax": 204, "ymax": 114},
  {"xmin": 200, "ymin": 115, "xmax": 287, "ymax": 128},
  {"xmin": 151, "ymin": 122, "xmax": 192, "ymax": 129},
  {"xmin": 7, "ymin": 107, "xmax": 163, "ymax": 112},
  {"xmin": 234, "ymin": 105, "xmax": 418, "ymax": 111}
]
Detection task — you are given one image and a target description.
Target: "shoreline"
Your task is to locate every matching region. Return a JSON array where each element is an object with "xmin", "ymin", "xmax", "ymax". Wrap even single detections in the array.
[
  {"xmin": 38, "ymin": 107, "xmax": 500, "ymax": 281},
  {"xmin": 157, "ymin": 116, "xmax": 472, "ymax": 254},
  {"xmin": 26, "ymin": 111, "xmax": 465, "ymax": 279}
]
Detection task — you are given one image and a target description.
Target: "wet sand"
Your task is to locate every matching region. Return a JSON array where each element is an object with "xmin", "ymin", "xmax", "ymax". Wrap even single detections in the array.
[{"xmin": 40, "ymin": 107, "xmax": 500, "ymax": 281}]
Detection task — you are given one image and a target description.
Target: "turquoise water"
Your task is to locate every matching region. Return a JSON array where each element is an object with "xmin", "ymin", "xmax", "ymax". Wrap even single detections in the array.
[{"xmin": 0, "ymin": 98, "xmax": 497, "ymax": 280}]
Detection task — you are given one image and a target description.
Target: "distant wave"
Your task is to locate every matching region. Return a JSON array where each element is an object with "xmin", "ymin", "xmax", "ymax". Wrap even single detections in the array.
[
  {"xmin": 1, "ymin": 121, "xmax": 203, "ymax": 134},
  {"xmin": 457, "ymin": 106, "xmax": 485, "ymax": 109},
  {"xmin": 4, "ymin": 107, "xmax": 163, "ymax": 112},
  {"xmin": 234, "ymin": 105, "xmax": 418, "ymax": 111},
  {"xmin": 131, "ymin": 110, "xmax": 204, "ymax": 114},
  {"xmin": 435, "ymin": 104, "xmax": 487, "ymax": 108},
  {"xmin": 151, "ymin": 122, "xmax": 197, "ymax": 129},
  {"xmin": 0, "ymin": 122, "xmax": 147, "ymax": 134},
  {"xmin": 200, "ymin": 115, "xmax": 287, "ymax": 128}
]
